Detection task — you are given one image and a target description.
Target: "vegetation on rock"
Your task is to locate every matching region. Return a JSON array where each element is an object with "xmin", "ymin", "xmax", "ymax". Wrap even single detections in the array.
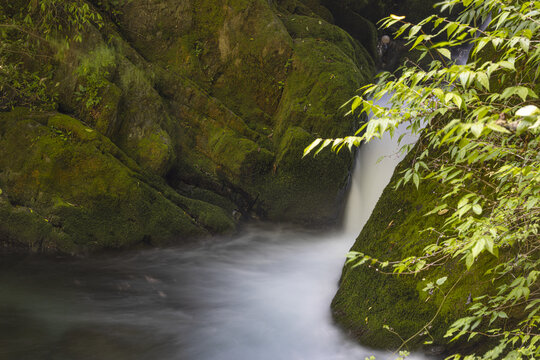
[
  {"xmin": 0, "ymin": 0, "xmax": 378, "ymax": 252},
  {"xmin": 308, "ymin": 0, "xmax": 539, "ymax": 358}
]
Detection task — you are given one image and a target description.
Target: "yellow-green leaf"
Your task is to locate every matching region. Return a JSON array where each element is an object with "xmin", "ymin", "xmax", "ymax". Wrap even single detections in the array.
[
  {"xmin": 471, "ymin": 123, "xmax": 484, "ymax": 138},
  {"xmin": 437, "ymin": 48, "xmax": 452, "ymax": 59},
  {"xmin": 303, "ymin": 138, "xmax": 322, "ymax": 157},
  {"xmin": 390, "ymin": 14, "xmax": 406, "ymax": 20},
  {"xmin": 516, "ymin": 105, "xmax": 540, "ymax": 117},
  {"xmin": 476, "ymin": 72, "xmax": 489, "ymax": 90}
]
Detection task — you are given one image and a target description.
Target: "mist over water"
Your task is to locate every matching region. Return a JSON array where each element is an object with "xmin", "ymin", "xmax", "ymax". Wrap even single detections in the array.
[{"xmin": 0, "ymin": 95, "xmax": 428, "ymax": 360}]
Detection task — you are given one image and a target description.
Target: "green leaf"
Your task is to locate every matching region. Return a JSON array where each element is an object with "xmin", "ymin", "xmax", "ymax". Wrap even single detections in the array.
[
  {"xmin": 447, "ymin": 23, "xmax": 458, "ymax": 38},
  {"xmin": 437, "ymin": 48, "xmax": 452, "ymax": 59},
  {"xmin": 470, "ymin": 123, "xmax": 484, "ymax": 138},
  {"xmin": 476, "ymin": 72, "xmax": 489, "ymax": 90},
  {"xmin": 411, "ymin": 34, "xmax": 425, "ymax": 49},
  {"xmin": 517, "ymin": 87, "xmax": 529, "ymax": 101},
  {"xmin": 519, "ymin": 37, "xmax": 530, "ymax": 52},
  {"xmin": 409, "ymin": 25, "xmax": 421, "ymax": 37},
  {"xmin": 314, "ymin": 139, "xmax": 332, "ymax": 156},
  {"xmin": 486, "ymin": 122, "xmax": 511, "ymax": 134},
  {"xmin": 453, "ymin": 94, "xmax": 463, "ymax": 108},
  {"xmin": 413, "ymin": 173, "xmax": 420, "ymax": 189},
  {"xmin": 436, "ymin": 276, "xmax": 448, "ymax": 286},
  {"xmin": 516, "ymin": 105, "xmax": 540, "ymax": 117},
  {"xmin": 303, "ymin": 138, "xmax": 322, "ymax": 157},
  {"xmin": 498, "ymin": 60, "xmax": 515, "ymax": 71},
  {"xmin": 472, "ymin": 238, "xmax": 486, "ymax": 259},
  {"xmin": 472, "ymin": 204, "xmax": 482, "ymax": 215},
  {"xmin": 459, "ymin": 71, "xmax": 473, "ymax": 89},
  {"xmin": 485, "ymin": 238, "xmax": 495, "ymax": 256},
  {"xmin": 351, "ymin": 96, "xmax": 362, "ymax": 114},
  {"xmin": 432, "ymin": 88, "xmax": 445, "ymax": 101},
  {"xmin": 465, "ymin": 254, "xmax": 474, "ymax": 269}
]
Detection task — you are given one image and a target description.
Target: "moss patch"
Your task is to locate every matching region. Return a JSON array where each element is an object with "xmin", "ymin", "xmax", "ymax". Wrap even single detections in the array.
[
  {"xmin": 0, "ymin": 110, "xmax": 236, "ymax": 253},
  {"xmin": 331, "ymin": 148, "xmax": 497, "ymax": 352},
  {"xmin": 257, "ymin": 126, "xmax": 352, "ymax": 223}
]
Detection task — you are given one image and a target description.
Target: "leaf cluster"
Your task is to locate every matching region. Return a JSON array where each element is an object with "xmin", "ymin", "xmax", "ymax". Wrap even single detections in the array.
[
  {"xmin": 0, "ymin": 0, "xmax": 105, "ymax": 110},
  {"xmin": 307, "ymin": 1, "xmax": 540, "ymax": 358}
]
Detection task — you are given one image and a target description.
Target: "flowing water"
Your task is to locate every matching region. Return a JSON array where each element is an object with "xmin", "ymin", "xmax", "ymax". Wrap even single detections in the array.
[{"xmin": 0, "ymin": 96, "xmax": 428, "ymax": 360}]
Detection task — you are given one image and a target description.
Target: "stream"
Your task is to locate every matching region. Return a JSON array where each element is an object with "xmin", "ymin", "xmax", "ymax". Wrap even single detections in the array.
[{"xmin": 0, "ymin": 96, "xmax": 429, "ymax": 360}]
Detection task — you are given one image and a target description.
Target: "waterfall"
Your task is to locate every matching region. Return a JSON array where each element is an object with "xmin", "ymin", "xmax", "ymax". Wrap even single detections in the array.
[
  {"xmin": 0, "ymin": 113, "xmax": 431, "ymax": 360},
  {"xmin": 344, "ymin": 93, "xmax": 417, "ymax": 236},
  {"xmin": 345, "ymin": 17, "xmax": 489, "ymax": 233}
]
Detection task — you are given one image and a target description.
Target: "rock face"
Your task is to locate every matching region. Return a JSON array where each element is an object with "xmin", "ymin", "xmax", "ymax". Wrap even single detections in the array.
[
  {"xmin": 0, "ymin": 0, "xmax": 375, "ymax": 252},
  {"xmin": 0, "ymin": 109, "xmax": 233, "ymax": 253},
  {"xmin": 331, "ymin": 147, "xmax": 497, "ymax": 353}
]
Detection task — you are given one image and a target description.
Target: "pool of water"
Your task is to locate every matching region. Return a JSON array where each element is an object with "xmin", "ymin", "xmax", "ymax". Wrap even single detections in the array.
[
  {"xmin": 0, "ymin": 225, "xmax": 430, "ymax": 360},
  {"xmin": 0, "ymin": 94, "xmax": 428, "ymax": 360}
]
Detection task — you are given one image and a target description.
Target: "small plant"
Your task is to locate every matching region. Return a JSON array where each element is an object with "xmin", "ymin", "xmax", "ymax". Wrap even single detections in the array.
[
  {"xmin": 0, "ymin": 0, "xmax": 104, "ymax": 110},
  {"xmin": 194, "ymin": 41, "xmax": 203, "ymax": 57},
  {"xmin": 0, "ymin": 61, "xmax": 57, "ymax": 111},
  {"xmin": 74, "ymin": 46, "xmax": 116, "ymax": 110},
  {"xmin": 284, "ymin": 58, "xmax": 293, "ymax": 71},
  {"xmin": 50, "ymin": 126, "xmax": 72, "ymax": 142}
]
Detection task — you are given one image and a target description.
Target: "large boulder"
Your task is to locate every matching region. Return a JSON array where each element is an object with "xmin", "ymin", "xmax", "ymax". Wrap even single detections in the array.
[
  {"xmin": 106, "ymin": 0, "xmax": 375, "ymax": 224},
  {"xmin": 331, "ymin": 149, "xmax": 497, "ymax": 353},
  {"xmin": 0, "ymin": 0, "xmax": 376, "ymax": 252},
  {"xmin": 0, "ymin": 109, "xmax": 233, "ymax": 253}
]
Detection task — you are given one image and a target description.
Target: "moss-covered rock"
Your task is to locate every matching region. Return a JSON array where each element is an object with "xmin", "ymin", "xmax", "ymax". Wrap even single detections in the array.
[
  {"xmin": 0, "ymin": 110, "xmax": 235, "ymax": 253},
  {"xmin": 1, "ymin": 0, "xmax": 380, "ymax": 252},
  {"xmin": 259, "ymin": 126, "xmax": 352, "ymax": 223},
  {"xmin": 331, "ymin": 148, "xmax": 497, "ymax": 352},
  {"xmin": 107, "ymin": 0, "xmax": 376, "ymax": 224}
]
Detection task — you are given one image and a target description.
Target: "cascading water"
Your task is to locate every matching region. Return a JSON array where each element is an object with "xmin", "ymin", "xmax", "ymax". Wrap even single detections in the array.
[
  {"xmin": 344, "ymin": 93, "xmax": 418, "ymax": 236},
  {"xmin": 0, "ymin": 95, "xmax": 429, "ymax": 360}
]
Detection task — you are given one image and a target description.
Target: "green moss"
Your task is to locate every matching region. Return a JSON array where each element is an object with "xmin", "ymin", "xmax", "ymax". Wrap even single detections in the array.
[
  {"xmin": 113, "ymin": 60, "xmax": 177, "ymax": 176},
  {"xmin": 0, "ymin": 110, "xmax": 235, "ymax": 253},
  {"xmin": 258, "ymin": 126, "xmax": 352, "ymax": 223},
  {"xmin": 208, "ymin": 127, "xmax": 274, "ymax": 185},
  {"xmin": 0, "ymin": 196, "xmax": 75, "ymax": 253},
  {"xmin": 282, "ymin": 15, "xmax": 357, "ymax": 60},
  {"xmin": 331, "ymin": 149, "xmax": 497, "ymax": 351},
  {"xmin": 127, "ymin": 126, "xmax": 175, "ymax": 176},
  {"xmin": 48, "ymin": 114, "xmax": 100, "ymax": 142},
  {"xmin": 273, "ymin": 37, "xmax": 372, "ymax": 138}
]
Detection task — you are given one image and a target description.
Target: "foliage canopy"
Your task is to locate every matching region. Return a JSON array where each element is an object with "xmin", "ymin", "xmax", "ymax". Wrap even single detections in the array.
[
  {"xmin": 306, "ymin": 0, "xmax": 539, "ymax": 358},
  {"xmin": 0, "ymin": 0, "xmax": 104, "ymax": 110}
]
